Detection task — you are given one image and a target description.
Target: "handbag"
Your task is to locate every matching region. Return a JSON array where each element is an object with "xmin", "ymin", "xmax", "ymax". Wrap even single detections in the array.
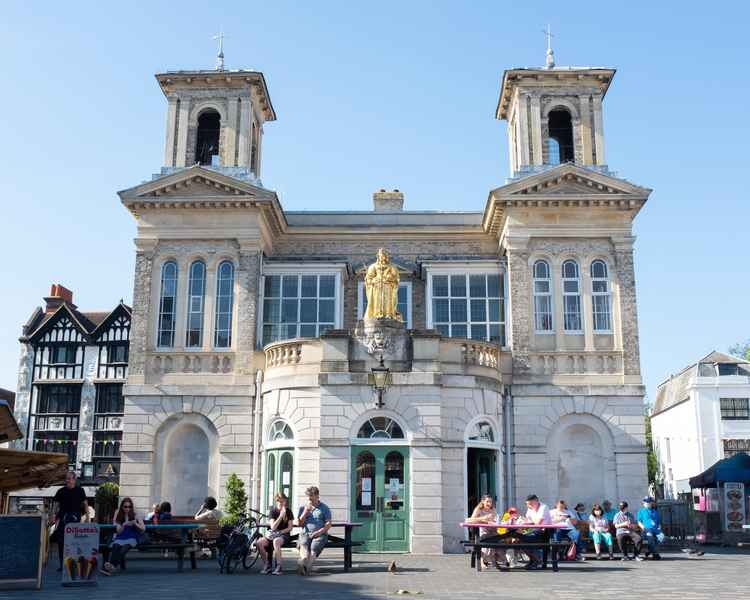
[{"xmin": 565, "ymin": 542, "xmax": 576, "ymax": 560}]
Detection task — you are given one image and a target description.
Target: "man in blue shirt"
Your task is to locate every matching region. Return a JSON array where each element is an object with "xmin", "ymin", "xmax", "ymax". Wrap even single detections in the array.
[
  {"xmin": 296, "ymin": 486, "xmax": 332, "ymax": 575},
  {"xmin": 636, "ymin": 496, "xmax": 662, "ymax": 560}
]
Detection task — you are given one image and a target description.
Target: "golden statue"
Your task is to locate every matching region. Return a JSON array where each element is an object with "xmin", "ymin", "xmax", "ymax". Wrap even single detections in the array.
[{"xmin": 364, "ymin": 248, "xmax": 402, "ymax": 321}]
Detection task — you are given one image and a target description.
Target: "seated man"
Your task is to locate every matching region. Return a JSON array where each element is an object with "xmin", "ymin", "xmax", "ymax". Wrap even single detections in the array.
[
  {"xmin": 637, "ymin": 496, "xmax": 662, "ymax": 560},
  {"xmin": 295, "ymin": 486, "xmax": 332, "ymax": 575},
  {"xmin": 521, "ymin": 494, "xmax": 551, "ymax": 570},
  {"xmin": 550, "ymin": 500, "xmax": 585, "ymax": 562},
  {"xmin": 613, "ymin": 501, "xmax": 643, "ymax": 561}
]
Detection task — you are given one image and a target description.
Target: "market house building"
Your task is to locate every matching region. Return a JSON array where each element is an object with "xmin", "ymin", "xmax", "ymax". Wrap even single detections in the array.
[{"xmin": 116, "ymin": 50, "xmax": 650, "ymax": 553}]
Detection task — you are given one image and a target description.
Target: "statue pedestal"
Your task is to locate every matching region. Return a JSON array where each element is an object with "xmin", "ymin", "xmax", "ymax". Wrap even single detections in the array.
[{"xmin": 352, "ymin": 318, "xmax": 410, "ymax": 370}]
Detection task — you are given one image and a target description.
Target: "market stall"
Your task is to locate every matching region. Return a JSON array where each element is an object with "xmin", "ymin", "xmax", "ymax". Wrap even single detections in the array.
[{"xmin": 690, "ymin": 452, "xmax": 750, "ymax": 545}]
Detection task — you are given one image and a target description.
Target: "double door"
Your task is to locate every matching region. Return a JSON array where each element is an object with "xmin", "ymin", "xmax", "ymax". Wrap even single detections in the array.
[
  {"xmin": 265, "ymin": 449, "xmax": 293, "ymax": 510},
  {"xmin": 351, "ymin": 446, "xmax": 409, "ymax": 552}
]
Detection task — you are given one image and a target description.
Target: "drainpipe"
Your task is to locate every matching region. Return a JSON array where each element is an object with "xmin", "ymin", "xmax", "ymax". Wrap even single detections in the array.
[
  {"xmin": 250, "ymin": 368, "xmax": 264, "ymax": 512},
  {"xmin": 502, "ymin": 385, "xmax": 514, "ymax": 508}
]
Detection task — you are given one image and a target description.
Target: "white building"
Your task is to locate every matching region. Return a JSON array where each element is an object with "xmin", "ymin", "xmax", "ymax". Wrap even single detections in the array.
[{"xmin": 652, "ymin": 351, "xmax": 750, "ymax": 498}]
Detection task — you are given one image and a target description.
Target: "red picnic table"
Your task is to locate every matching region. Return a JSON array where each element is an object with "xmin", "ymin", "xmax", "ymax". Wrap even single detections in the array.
[{"xmin": 461, "ymin": 522, "xmax": 570, "ymax": 572}]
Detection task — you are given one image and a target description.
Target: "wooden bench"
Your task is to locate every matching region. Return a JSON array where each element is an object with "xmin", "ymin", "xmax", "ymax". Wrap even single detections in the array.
[
  {"xmin": 258, "ymin": 522, "xmax": 363, "ymax": 571},
  {"xmin": 463, "ymin": 540, "xmax": 570, "ymax": 572}
]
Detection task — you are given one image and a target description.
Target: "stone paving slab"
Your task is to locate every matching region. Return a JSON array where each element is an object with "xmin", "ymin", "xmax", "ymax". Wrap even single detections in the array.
[{"xmin": 4, "ymin": 550, "xmax": 749, "ymax": 600}]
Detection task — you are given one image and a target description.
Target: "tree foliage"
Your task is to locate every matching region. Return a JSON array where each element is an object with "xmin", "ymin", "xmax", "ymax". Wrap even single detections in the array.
[
  {"xmin": 222, "ymin": 473, "xmax": 248, "ymax": 524},
  {"xmin": 94, "ymin": 482, "xmax": 119, "ymax": 523},
  {"xmin": 644, "ymin": 411, "xmax": 658, "ymax": 486},
  {"xmin": 729, "ymin": 340, "xmax": 750, "ymax": 361}
]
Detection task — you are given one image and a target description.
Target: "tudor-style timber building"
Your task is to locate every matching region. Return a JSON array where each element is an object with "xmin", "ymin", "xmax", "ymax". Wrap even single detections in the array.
[
  {"xmin": 13, "ymin": 285, "xmax": 130, "ymax": 485},
  {"xmin": 40, "ymin": 49, "xmax": 655, "ymax": 553}
]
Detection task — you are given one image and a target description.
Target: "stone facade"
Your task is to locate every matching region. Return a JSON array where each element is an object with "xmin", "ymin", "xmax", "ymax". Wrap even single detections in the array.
[{"xmin": 114, "ymin": 60, "xmax": 651, "ymax": 553}]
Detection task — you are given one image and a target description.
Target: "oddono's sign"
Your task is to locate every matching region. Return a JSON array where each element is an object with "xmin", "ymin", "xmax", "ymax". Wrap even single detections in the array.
[{"xmin": 62, "ymin": 524, "xmax": 98, "ymax": 586}]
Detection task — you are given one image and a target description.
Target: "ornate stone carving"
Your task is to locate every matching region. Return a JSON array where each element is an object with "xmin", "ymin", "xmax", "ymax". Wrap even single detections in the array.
[{"xmin": 354, "ymin": 318, "xmax": 408, "ymax": 360}]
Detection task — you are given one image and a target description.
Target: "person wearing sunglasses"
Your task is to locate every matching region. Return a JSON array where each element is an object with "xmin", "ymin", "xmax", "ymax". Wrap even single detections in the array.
[{"xmin": 101, "ymin": 498, "xmax": 145, "ymax": 575}]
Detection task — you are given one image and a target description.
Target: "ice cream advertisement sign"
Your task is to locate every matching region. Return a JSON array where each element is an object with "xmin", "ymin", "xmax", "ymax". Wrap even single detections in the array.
[{"xmin": 62, "ymin": 524, "xmax": 98, "ymax": 586}]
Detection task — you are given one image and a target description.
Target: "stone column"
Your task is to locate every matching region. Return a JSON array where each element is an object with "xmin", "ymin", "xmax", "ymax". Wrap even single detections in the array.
[
  {"xmin": 236, "ymin": 240, "xmax": 262, "ymax": 375},
  {"xmin": 530, "ymin": 95, "xmax": 543, "ymax": 166},
  {"xmin": 223, "ymin": 98, "xmax": 239, "ymax": 167},
  {"xmin": 237, "ymin": 98, "xmax": 252, "ymax": 168},
  {"xmin": 592, "ymin": 96, "xmax": 606, "ymax": 165},
  {"xmin": 503, "ymin": 237, "xmax": 531, "ymax": 374},
  {"xmin": 552, "ymin": 257, "xmax": 566, "ymax": 350},
  {"xmin": 175, "ymin": 97, "xmax": 191, "ymax": 167},
  {"xmin": 128, "ymin": 240, "xmax": 157, "ymax": 384},
  {"xmin": 517, "ymin": 94, "xmax": 530, "ymax": 169},
  {"xmin": 613, "ymin": 238, "xmax": 641, "ymax": 376},
  {"xmin": 579, "ymin": 95, "xmax": 594, "ymax": 165},
  {"xmin": 163, "ymin": 96, "xmax": 178, "ymax": 167},
  {"xmin": 581, "ymin": 262, "xmax": 595, "ymax": 352},
  {"xmin": 12, "ymin": 343, "xmax": 34, "ymax": 450}
]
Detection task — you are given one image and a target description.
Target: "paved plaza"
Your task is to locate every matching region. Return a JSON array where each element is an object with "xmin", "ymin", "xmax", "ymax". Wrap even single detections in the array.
[{"xmin": 7, "ymin": 549, "xmax": 749, "ymax": 600}]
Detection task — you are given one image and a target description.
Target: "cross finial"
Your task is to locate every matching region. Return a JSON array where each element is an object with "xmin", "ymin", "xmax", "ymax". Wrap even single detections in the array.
[
  {"xmin": 542, "ymin": 24, "xmax": 555, "ymax": 69},
  {"xmin": 213, "ymin": 28, "xmax": 226, "ymax": 71}
]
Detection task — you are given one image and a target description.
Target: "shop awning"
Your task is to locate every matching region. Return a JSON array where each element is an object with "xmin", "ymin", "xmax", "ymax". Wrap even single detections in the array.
[
  {"xmin": 0, "ymin": 399, "xmax": 22, "ymax": 443},
  {"xmin": 689, "ymin": 452, "xmax": 750, "ymax": 488},
  {"xmin": 0, "ymin": 448, "xmax": 69, "ymax": 493}
]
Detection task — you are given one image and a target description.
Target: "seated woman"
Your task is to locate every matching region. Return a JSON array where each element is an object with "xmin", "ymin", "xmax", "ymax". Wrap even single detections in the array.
[
  {"xmin": 257, "ymin": 493, "xmax": 295, "ymax": 575},
  {"xmin": 589, "ymin": 504, "xmax": 614, "ymax": 560},
  {"xmin": 550, "ymin": 500, "xmax": 585, "ymax": 561},
  {"xmin": 155, "ymin": 501, "xmax": 173, "ymax": 522},
  {"xmin": 195, "ymin": 496, "xmax": 223, "ymax": 521},
  {"xmin": 467, "ymin": 495, "xmax": 501, "ymax": 570},
  {"xmin": 101, "ymin": 498, "xmax": 145, "ymax": 575}
]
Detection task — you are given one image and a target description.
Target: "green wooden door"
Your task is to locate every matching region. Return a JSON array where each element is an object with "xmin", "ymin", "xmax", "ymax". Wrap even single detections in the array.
[
  {"xmin": 351, "ymin": 446, "xmax": 409, "ymax": 552},
  {"xmin": 264, "ymin": 449, "xmax": 294, "ymax": 510}
]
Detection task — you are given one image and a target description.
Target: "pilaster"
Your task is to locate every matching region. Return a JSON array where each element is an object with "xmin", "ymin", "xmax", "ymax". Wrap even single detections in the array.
[
  {"xmin": 223, "ymin": 98, "xmax": 239, "ymax": 167},
  {"xmin": 128, "ymin": 240, "xmax": 158, "ymax": 384},
  {"xmin": 503, "ymin": 236, "xmax": 531, "ymax": 374},
  {"xmin": 236, "ymin": 240, "xmax": 262, "ymax": 374},
  {"xmin": 579, "ymin": 95, "xmax": 594, "ymax": 165},
  {"xmin": 592, "ymin": 95, "xmax": 606, "ymax": 165},
  {"xmin": 237, "ymin": 98, "xmax": 252, "ymax": 168},
  {"xmin": 581, "ymin": 264, "xmax": 595, "ymax": 351},
  {"xmin": 517, "ymin": 94, "xmax": 530, "ymax": 169},
  {"xmin": 530, "ymin": 95, "xmax": 543, "ymax": 166},
  {"xmin": 174, "ymin": 97, "xmax": 191, "ymax": 168},
  {"xmin": 613, "ymin": 238, "xmax": 641, "ymax": 376},
  {"xmin": 163, "ymin": 96, "xmax": 178, "ymax": 167}
]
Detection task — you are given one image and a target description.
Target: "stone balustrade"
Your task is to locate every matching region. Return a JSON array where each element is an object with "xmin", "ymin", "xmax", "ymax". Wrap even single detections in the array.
[
  {"xmin": 529, "ymin": 351, "xmax": 622, "ymax": 375},
  {"xmin": 149, "ymin": 352, "xmax": 234, "ymax": 375},
  {"xmin": 460, "ymin": 341, "xmax": 500, "ymax": 369},
  {"xmin": 265, "ymin": 340, "xmax": 304, "ymax": 368}
]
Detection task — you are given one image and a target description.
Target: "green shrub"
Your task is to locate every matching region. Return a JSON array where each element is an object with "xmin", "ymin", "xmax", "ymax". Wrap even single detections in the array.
[
  {"xmin": 223, "ymin": 473, "xmax": 248, "ymax": 524},
  {"xmin": 95, "ymin": 482, "xmax": 119, "ymax": 523}
]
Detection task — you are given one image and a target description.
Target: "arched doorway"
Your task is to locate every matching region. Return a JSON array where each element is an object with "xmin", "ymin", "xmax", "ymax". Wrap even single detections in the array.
[
  {"xmin": 351, "ymin": 415, "xmax": 409, "ymax": 552},
  {"xmin": 164, "ymin": 424, "xmax": 210, "ymax": 514},
  {"xmin": 264, "ymin": 419, "xmax": 295, "ymax": 510},
  {"xmin": 465, "ymin": 418, "xmax": 500, "ymax": 516}
]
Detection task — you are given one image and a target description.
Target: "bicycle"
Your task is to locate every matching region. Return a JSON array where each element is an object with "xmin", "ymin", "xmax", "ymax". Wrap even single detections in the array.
[{"xmin": 217, "ymin": 510, "xmax": 266, "ymax": 574}]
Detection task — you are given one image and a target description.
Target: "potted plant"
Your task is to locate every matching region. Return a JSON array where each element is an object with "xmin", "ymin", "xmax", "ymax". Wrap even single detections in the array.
[{"xmin": 95, "ymin": 482, "xmax": 119, "ymax": 524}]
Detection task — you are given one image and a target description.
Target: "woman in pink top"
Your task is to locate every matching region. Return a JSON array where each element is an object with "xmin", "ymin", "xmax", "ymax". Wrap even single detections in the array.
[{"xmin": 467, "ymin": 495, "xmax": 501, "ymax": 569}]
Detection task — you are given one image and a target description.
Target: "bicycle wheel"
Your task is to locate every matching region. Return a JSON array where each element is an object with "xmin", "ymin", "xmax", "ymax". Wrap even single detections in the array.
[
  {"xmin": 243, "ymin": 534, "xmax": 261, "ymax": 570},
  {"xmin": 222, "ymin": 548, "xmax": 243, "ymax": 574},
  {"xmin": 222, "ymin": 536, "xmax": 246, "ymax": 574}
]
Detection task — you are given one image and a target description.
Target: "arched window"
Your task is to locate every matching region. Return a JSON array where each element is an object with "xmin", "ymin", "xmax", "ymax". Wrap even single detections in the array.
[
  {"xmin": 533, "ymin": 260, "xmax": 553, "ymax": 332},
  {"xmin": 185, "ymin": 260, "xmax": 206, "ymax": 347},
  {"xmin": 195, "ymin": 110, "xmax": 221, "ymax": 166},
  {"xmin": 548, "ymin": 109, "xmax": 574, "ymax": 164},
  {"xmin": 562, "ymin": 260, "xmax": 582, "ymax": 332},
  {"xmin": 357, "ymin": 417, "xmax": 404, "ymax": 440},
  {"xmin": 214, "ymin": 261, "xmax": 234, "ymax": 348},
  {"xmin": 591, "ymin": 260, "xmax": 612, "ymax": 332},
  {"xmin": 467, "ymin": 421, "xmax": 495, "ymax": 443},
  {"xmin": 268, "ymin": 420, "xmax": 294, "ymax": 442},
  {"xmin": 158, "ymin": 261, "xmax": 178, "ymax": 347}
]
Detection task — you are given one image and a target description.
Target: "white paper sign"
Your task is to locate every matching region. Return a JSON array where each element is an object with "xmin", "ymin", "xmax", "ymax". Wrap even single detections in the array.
[
  {"xmin": 389, "ymin": 478, "xmax": 400, "ymax": 492},
  {"xmin": 62, "ymin": 524, "xmax": 99, "ymax": 586},
  {"xmin": 362, "ymin": 478, "xmax": 372, "ymax": 492},
  {"xmin": 362, "ymin": 491, "xmax": 372, "ymax": 506},
  {"xmin": 282, "ymin": 471, "xmax": 291, "ymax": 485}
]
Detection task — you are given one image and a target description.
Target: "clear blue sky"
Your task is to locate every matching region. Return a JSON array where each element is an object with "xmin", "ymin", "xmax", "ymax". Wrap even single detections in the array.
[{"xmin": 1, "ymin": 1, "xmax": 748, "ymax": 401}]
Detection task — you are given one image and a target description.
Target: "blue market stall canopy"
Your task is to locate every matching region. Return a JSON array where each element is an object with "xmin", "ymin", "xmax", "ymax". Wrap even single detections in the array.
[{"xmin": 689, "ymin": 452, "xmax": 750, "ymax": 488}]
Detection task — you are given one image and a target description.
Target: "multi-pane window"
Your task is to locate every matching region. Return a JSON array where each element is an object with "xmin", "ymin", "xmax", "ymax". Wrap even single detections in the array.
[
  {"xmin": 532, "ymin": 260, "xmax": 553, "ymax": 332},
  {"xmin": 50, "ymin": 345, "xmax": 77, "ymax": 365},
  {"xmin": 186, "ymin": 260, "xmax": 206, "ymax": 347},
  {"xmin": 431, "ymin": 273, "xmax": 504, "ymax": 344},
  {"xmin": 358, "ymin": 282, "xmax": 411, "ymax": 327},
  {"xmin": 262, "ymin": 274, "xmax": 337, "ymax": 346},
  {"xmin": 158, "ymin": 261, "xmax": 178, "ymax": 347},
  {"xmin": 561, "ymin": 260, "xmax": 582, "ymax": 332},
  {"xmin": 214, "ymin": 260, "xmax": 235, "ymax": 348},
  {"xmin": 32, "ymin": 384, "xmax": 81, "ymax": 464},
  {"xmin": 93, "ymin": 384, "xmax": 124, "ymax": 464},
  {"xmin": 720, "ymin": 398, "xmax": 750, "ymax": 420},
  {"xmin": 591, "ymin": 260, "xmax": 611, "ymax": 332}
]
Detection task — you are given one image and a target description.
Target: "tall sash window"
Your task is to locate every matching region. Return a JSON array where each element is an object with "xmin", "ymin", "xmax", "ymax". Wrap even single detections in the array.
[
  {"xmin": 186, "ymin": 260, "xmax": 206, "ymax": 347},
  {"xmin": 214, "ymin": 260, "xmax": 235, "ymax": 348},
  {"xmin": 157, "ymin": 261, "xmax": 178, "ymax": 347},
  {"xmin": 532, "ymin": 260, "xmax": 553, "ymax": 332},
  {"xmin": 561, "ymin": 260, "xmax": 582, "ymax": 332},
  {"xmin": 591, "ymin": 260, "xmax": 612, "ymax": 332}
]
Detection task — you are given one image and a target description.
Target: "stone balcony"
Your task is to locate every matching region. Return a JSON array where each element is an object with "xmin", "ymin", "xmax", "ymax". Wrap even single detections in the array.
[{"xmin": 143, "ymin": 351, "xmax": 246, "ymax": 385}]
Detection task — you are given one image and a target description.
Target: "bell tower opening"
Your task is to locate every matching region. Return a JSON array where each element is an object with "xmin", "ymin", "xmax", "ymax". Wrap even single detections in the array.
[
  {"xmin": 195, "ymin": 110, "xmax": 221, "ymax": 166},
  {"xmin": 547, "ymin": 109, "xmax": 574, "ymax": 165}
]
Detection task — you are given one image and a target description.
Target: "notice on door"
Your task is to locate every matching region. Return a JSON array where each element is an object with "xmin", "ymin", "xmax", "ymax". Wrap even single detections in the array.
[
  {"xmin": 362, "ymin": 478, "xmax": 372, "ymax": 492},
  {"xmin": 389, "ymin": 478, "xmax": 400, "ymax": 493},
  {"xmin": 361, "ymin": 491, "xmax": 372, "ymax": 506}
]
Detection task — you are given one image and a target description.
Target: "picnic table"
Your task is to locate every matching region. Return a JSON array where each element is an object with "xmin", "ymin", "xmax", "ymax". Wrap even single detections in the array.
[
  {"xmin": 461, "ymin": 522, "xmax": 570, "ymax": 572},
  {"xmin": 99, "ymin": 522, "xmax": 205, "ymax": 571},
  {"xmin": 259, "ymin": 521, "xmax": 363, "ymax": 571}
]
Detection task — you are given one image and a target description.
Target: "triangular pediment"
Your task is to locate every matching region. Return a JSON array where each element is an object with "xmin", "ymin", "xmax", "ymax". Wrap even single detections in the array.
[
  {"xmin": 118, "ymin": 166, "xmax": 275, "ymax": 201},
  {"xmin": 26, "ymin": 304, "xmax": 90, "ymax": 343}
]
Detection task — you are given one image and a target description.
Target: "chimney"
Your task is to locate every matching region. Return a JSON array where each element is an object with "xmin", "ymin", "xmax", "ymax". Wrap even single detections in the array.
[
  {"xmin": 44, "ymin": 283, "xmax": 76, "ymax": 313},
  {"xmin": 373, "ymin": 189, "xmax": 404, "ymax": 212}
]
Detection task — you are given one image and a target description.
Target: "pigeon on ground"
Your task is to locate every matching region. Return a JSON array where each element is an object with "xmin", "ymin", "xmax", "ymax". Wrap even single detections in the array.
[{"xmin": 388, "ymin": 560, "xmax": 398, "ymax": 573}]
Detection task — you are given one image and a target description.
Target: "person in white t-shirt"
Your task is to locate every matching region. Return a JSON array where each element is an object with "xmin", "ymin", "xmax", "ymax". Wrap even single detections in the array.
[{"xmin": 522, "ymin": 494, "xmax": 550, "ymax": 569}]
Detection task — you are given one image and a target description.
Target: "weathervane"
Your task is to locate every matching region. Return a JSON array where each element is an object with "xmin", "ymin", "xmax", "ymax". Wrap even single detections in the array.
[
  {"xmin": 213, "ymin": 28, "xmax": 226, "ymax": 71},
  {"xmin": 542, "ymin": 24, "xmax": 555, "ymax": 69}
]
